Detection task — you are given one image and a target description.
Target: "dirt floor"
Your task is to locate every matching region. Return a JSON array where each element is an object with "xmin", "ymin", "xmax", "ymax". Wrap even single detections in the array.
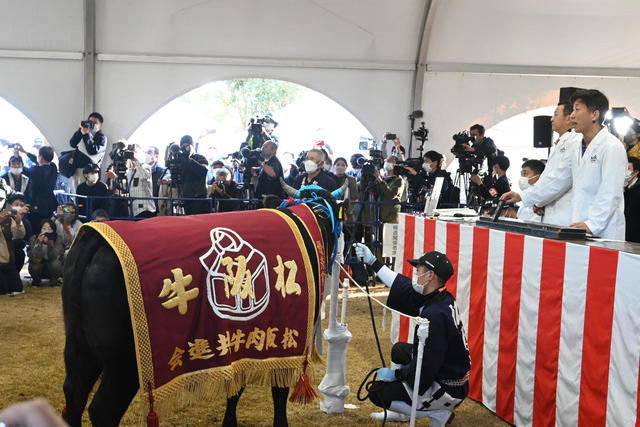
[{"xmin": 0, "ymin": 284, "xmax": 508, "ymax": 426}]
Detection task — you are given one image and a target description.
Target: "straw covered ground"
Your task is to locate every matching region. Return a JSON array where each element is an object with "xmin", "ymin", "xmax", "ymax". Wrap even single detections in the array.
[{"xmin": 0, "ymin": 284, "xmax": 507, "ymax": 426}]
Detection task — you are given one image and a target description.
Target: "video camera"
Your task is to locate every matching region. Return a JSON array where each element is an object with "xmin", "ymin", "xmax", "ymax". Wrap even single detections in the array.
[
  {"xmin": 393, "ymin": 157, "xmax": 423, "ymax": 177},
  {"xmin": 451, "ymin": 131, "xmax": 483, "ymax": 174},
  {"xmin": 240, "ymin": 146, "xmax": 263, "ymax": 169},
  {"xmin": 165, "ymin": 142, "xmax": 190, "ymax": 187},
  {"xmin": 246, "ymin": 114, "xmax": 278, "ymax": 149},
  {"xmin": 109, "ymin": 141, "xmax": 136, "ymax": 182}
]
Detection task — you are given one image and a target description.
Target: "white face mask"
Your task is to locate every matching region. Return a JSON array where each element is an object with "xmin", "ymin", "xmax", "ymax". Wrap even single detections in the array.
[
  {"xmin": 145, "ymin": 154, "xmax": 154, "ymax": 164},
  {"xmin": 11, "ymin": 205, "xmax": 22, "ymax": 212},
  {"xmin": 10, "ymin": 167, "xmax": 22, "ymax": 175},
  {"xmin": 384, "ymin": 162, "xmax": 395, "ymax": 171},
  {"xmin": 411, "ymin": 271, "xmax": 430, "ymax": 294},
  {"xmin": 87, "ymin": 173, "xmax": 99, "ymax": 184},
  {"xmin": 304, "ymin": 160, "xmax": 319, "ymax": 173},
  {"xmin": 518, "ymin": 175, "xmax": 537, "ymax": 191},
  {"xmin": 625, "ymin": 169, "xmax": 634, "ymax": 185},
  {"xmin": 323, "ymin": 163, "xmax": 331, "ymax": 172},
  {"xmin": 263, "ymin": 123, "xmax": 275, "ymax": 132},
  {"xmin": 422, "ymin": 163, "xmax": 432, "ymax": 173}
]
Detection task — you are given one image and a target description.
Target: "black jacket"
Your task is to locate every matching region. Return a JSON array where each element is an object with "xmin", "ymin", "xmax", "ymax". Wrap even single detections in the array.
[
  {"xmin": 255, "ymin": 156, "xmax": 284, "ymax": 198},
  {"xmin": 477, "ymin": 174, "xmax": 510, "ymax": 199},
  {"xmin": 23, "ymin": 153, "xmax": 58, "ymax": 217},
  {"xmin": 624, "ymin": 180, "xmax": 640, "ymax": 243},
  {"xmin": 150, "ymin": 163, "xmax": 166, "ymax": 197},
  {"xmin": 69, "ymin": 130, "xmax": 107, "ymax": 169},
  {"xmin": 293, "ymin": 169, "xmax": 337, "ymax": 192},
  {"xmin": 180, "ymin": 154, "xmax": 208, "ymax": 198},
  {"xmin": 376, "ymin": 261, "xmax": 470, "ymax": 399}
]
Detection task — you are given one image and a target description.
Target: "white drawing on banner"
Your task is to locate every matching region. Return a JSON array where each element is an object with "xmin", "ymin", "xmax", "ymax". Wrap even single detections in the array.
[{"xmin": 199, "ymin": 227, "xmax": 270, "ymax": 321}]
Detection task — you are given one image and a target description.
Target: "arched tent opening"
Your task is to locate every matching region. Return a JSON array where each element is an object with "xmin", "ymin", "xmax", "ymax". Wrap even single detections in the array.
[
  {"xmin": 0, "ymin": 96, "xmax": 50, "ymax": 173},
  {"xmin": 485, "ymin": 106, "xmax": 556, "ymax": 185},
  {"xmin": 127, "ymin": 78, "xmax": 374, "ymax": 172}
]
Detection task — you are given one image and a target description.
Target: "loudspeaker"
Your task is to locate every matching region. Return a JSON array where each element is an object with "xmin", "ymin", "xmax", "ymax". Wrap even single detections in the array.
[
  {"xmin": 533, "ymin": 115, "xmax": 552, "ymax": 148},
  {"xmin": 559, "ymin": 87, "xmax": 585, "ymax": 104}
]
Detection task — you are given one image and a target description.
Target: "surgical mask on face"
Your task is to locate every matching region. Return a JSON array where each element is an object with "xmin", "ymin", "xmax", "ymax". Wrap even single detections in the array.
[
  {"xmin": 625, "ymin": 169, "xmax": 634, "ymax": 185},
  {"xmin": 304, "ymin": 160, "xmax": 319, "ymax": 173},
  {"xmin": 384, "ymin": 162, "xmax": 395, "ymax": 171},
  {"xmin": 11, "ymin": 205, "xmax": 21, "ymax": 212},
  {"xmin": 10, "ymin": 167, "xmax": 22, "ymax": 175},
  {"xmin": 411, "ymin": 271, "xmax": 430, "ymax": 294},
  {"xmin": 518, "ymin": 175, "xmax": 538, "ymax": 191},
  {"xmin": 87, "ymin": 173, "xmax": 99, "ymax": 184},
  {"xmin": 145, "ymin": 154, "xmax": 154, "ymax": 164},
  {"xmin": 263, "ymin": 123, "xmax": 274, "ymax": 132},
  {"xmin": 334, "ymin": 165, "xmax": 347, "ymax": 175},
  {"xmin": 422, "ymin": 163, "xmax": 432, "ymax": 173},
  {"xmin": 323, "ymin": 163, "xmax": 331, "ymax": 172}
]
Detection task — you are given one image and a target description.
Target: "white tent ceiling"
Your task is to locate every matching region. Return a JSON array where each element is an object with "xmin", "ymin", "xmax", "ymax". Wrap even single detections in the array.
[{"xmin": 1, "ymin": 0, "xmax": 639, "ymax": 158}]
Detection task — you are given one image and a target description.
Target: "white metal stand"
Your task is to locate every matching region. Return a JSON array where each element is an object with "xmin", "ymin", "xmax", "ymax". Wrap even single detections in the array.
[
  {"xmin": 318, "ymin": 261, "xmax": 352, "ymax": 413},
  {"xmin": 409, "ymin": 319, "xmax": 430, "ymax": 427}
]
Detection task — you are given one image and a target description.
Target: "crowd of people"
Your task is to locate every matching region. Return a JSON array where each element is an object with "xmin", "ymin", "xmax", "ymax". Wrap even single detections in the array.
[{"xmin": 2, "ymin": 87, "xmax": 640, "ymax": 295}]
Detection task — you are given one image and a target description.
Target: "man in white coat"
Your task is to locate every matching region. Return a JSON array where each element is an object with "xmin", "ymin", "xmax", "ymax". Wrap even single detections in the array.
[
  {"xmin": 537, "ymin": 102, "xmax": 582, "ymax": 225},
  {"xmin": 503, "ymin": 89, "xmax": 627, "ymax": 240}
]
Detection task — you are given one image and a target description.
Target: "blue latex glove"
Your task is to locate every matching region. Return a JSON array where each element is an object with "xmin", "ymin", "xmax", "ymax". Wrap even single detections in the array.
[
  {"xmin": 354, "ymin": 243, "xmax": 376, "ymax": 265},
  {"xmin": 376, "ymin": 367, "xmax": 397, "ymax": 382}
]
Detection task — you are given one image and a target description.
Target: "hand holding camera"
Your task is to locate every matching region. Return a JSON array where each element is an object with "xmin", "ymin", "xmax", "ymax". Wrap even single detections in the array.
[{"xmin": 80, "ymin": 120, "xmax": 94, "ymax": 135}]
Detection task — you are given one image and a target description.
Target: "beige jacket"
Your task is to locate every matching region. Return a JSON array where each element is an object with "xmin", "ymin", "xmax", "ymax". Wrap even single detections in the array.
[{"xmin": 0, "ymin": 217, "xmax": 25, "ymax": 264}]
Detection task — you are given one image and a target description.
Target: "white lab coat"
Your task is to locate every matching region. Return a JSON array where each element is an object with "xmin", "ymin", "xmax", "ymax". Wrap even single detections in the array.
[
  {"xmin": 522, "ymin": 127, "xmax": 627, "ymax": 239},
  {"xmin": 540, "ymin": 131, "xmax": 581, "ymax": 226},
  {"xmin": 517, "ymin": 202, "xmax": 542, "ymax": 223}
]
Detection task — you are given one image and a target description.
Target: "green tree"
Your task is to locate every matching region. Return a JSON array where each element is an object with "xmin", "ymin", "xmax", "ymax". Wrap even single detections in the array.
[{"xmin": 216, "ymin": 79, "xmax": 301, "ymax": 131}]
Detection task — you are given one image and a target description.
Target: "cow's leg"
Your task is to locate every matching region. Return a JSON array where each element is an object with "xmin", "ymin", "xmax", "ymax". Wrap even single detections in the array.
[
  {"xmin": 87, "ymin": 354, "xmax": 139, "ymax": 427},
  {"xmin": 272, "ymin": 386, "xmax": 289, "ymax": 427},
  {"xmin": 222, "ymin": 387, "xmax": 245, "ymax": 427},
  {"xmin": 62, "ymin": 341, "xmax": 101, "ymax": 427}
]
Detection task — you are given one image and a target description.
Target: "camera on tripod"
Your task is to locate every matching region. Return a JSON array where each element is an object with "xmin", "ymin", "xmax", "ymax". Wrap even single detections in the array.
[
  {"xmin": 240, "ymin": 146, "xmax": 263, "ymax": 169},
  {"xmin": 109, "ymin": 141, "xmax": 136, "ymax": 181},
  {"xmin": 451, "ymin": 131, "xmax": 484, "ymax": 174},
  {"xmin": 165, "ymin": 142, "xmax": 190, "ymax": 187}
]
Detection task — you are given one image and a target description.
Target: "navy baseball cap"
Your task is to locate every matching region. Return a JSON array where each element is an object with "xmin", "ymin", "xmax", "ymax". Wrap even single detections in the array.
[{"xmin": 407, "ymin": 251, "xmax": 454, "ymax": 283}]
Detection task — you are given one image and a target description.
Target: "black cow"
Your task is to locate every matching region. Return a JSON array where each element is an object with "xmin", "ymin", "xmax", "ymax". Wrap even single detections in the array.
[{"xmin": 61, "ymin": 184, "xmax": 343, "ymax": 427}]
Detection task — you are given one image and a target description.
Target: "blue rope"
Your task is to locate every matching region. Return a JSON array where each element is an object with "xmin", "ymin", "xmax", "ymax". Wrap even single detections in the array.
[{"xmin": 279, "ymin": 191, "xmax": 342, "ymax": 272}]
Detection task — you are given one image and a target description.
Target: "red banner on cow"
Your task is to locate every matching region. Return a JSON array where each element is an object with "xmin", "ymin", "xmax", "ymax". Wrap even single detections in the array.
[{"xmin": 79, "ymin": 207, "xmax": 324, "ymax": 416}]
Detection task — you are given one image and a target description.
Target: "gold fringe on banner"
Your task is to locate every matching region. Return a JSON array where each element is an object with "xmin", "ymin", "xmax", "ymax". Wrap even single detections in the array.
[{"xmin": 81, "ymin": 211, "xmax": 322, "ymax": 422}]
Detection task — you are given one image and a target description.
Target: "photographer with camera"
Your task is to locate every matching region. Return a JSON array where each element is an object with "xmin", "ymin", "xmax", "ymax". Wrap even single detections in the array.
[
  {"xmin": 375, "ymin": 156, "xmax": 406, "ymax": 224},
  {"xmin": 28, "ymin": 219, "xmax": 64, "ymax": 287},
  {"xmin": 54, "ymin": 203, "xmax": 81, "ymax": 251},
  {"xmin": 6, "ymin": 193, "xmax": 31, "ymax": 280},
  {"xmin": 143, "ymin": 146, "xmax": 166, "ymax": 198},
  {"xmin": 76, "ymin": 164, "xmax": 110, "ymax": 219},
  {"xmin": 254, "ymin": 140, "xmax": 285, "ymax": 204},
  {"xmin": 210, "ymin": 167, "xmax": 241, "ymax": 212},
  {"xmin": 383, "ymin": 133, "xmax": 406, "ymax": 161},
  {"xmin": 470, "ymin": 154, "xmax": 511, "ymax": 200},
  {"xmin": 293, "ymin": 148, "xmax": 337, "ymax": 191},
  {"xmin": 246, "ymin": 114, "xmax": 278, "ymax": 150},
  {"xmin": 404, "ymin": 151, "xmax": 456, "ymax": 207},
  {"xmin": 0, "ymin": 195, "xmax": 26, "ymax": 295},
  {"xmin": 164, "ymin": 135, "xmax": 210, "ymax": 215},
  {"xmin": 462, "ymin": 124, "xmax": 498, "ymax": 169},
  {"xmin": 66, "ymin": 112, "xmax": 107, "ymax": 191}
]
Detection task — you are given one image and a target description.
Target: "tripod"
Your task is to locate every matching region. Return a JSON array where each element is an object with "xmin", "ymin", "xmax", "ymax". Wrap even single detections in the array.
[{"xmin": 453, "ymin": 169, "xmax": 481, "ymax": 210}]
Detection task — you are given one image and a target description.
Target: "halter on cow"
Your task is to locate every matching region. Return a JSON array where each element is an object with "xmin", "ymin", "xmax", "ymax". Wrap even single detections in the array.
[{"xmin": 61, "ymin": 182, "xmax": 345, "ymax": 427}]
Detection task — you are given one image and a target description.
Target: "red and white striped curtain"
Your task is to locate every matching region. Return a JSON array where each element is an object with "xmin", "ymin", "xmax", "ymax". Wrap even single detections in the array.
[{"xmin": 389, "ymin": 213, "xmax": 640, "ymax": 426}]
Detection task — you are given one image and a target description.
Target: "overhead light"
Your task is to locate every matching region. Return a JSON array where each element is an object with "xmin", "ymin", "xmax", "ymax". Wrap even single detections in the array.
[{"xmin": 607, "ymin": 107, "xmax": 635, "ymax": 138}]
